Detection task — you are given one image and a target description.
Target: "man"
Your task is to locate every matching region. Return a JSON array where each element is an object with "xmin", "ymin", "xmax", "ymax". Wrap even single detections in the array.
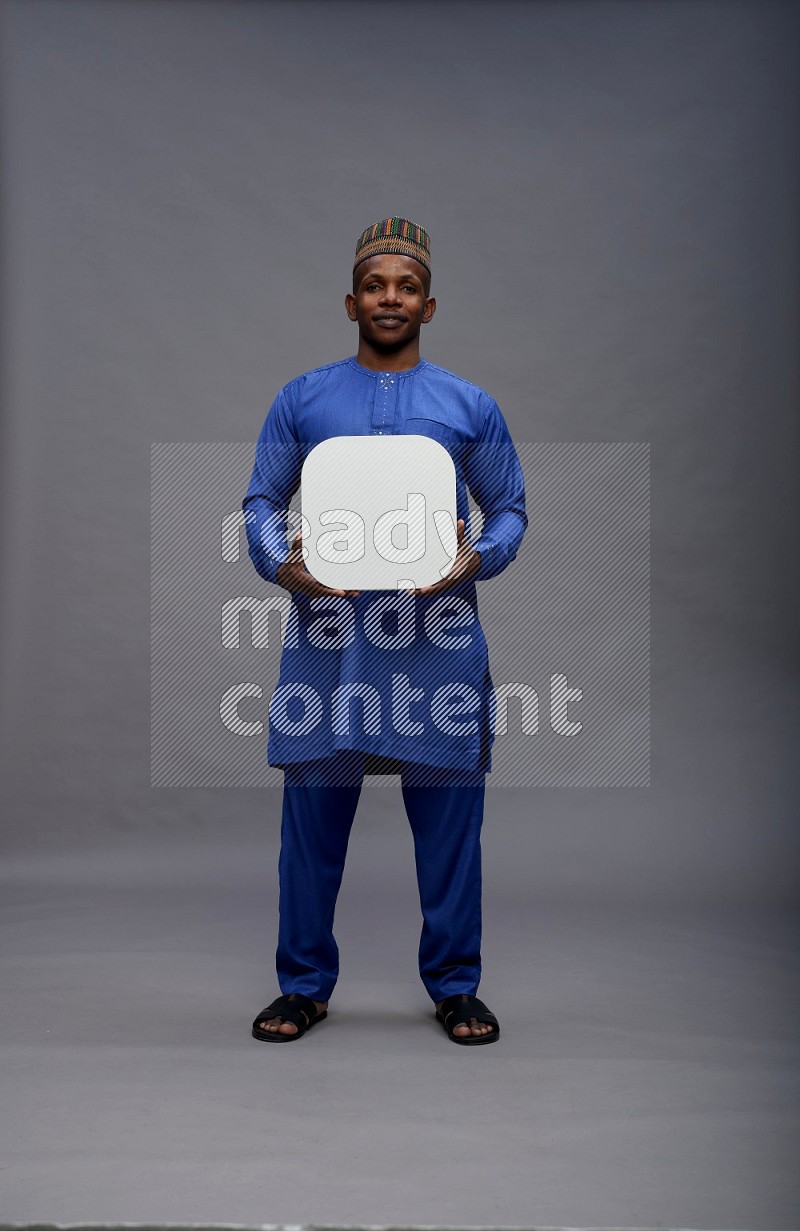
[{"xmin": 242, "ymin": 218, "xmax": 527, "ymax": 1045}]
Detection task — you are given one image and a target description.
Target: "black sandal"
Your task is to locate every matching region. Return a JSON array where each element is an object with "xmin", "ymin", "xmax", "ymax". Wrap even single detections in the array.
[
  {"xmin": 251, "ymin": 992, "xmax": 327, "ymax": 1042},
  {"xmin": 435, "ymin": 993, "xmax": 500, "ymax": 1045}
]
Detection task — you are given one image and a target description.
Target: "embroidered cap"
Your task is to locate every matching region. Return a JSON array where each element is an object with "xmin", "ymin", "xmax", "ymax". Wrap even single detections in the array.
[{"xmin": 353, "ymin": 217, "xmax": 431, "ymax": 275}]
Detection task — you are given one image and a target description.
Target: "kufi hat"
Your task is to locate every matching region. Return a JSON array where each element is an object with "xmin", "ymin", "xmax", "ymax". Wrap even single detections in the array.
[{"xmin": 353, "ymin": 217, "xmax": 431, "ymax": 274}]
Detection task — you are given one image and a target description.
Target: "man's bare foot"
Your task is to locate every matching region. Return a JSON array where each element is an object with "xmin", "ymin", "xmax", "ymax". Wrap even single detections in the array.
[
  {"xmin": 435, "ymin": 993, "xmax": 497, "ymax": 1038},
  {"xmin": 257, "ymin": 993, "xmax": 328, "ymax": 1036}
]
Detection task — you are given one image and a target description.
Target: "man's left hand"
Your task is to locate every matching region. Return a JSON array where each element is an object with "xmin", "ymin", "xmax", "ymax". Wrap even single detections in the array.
[{"xmin": 407, "ymin": 518, "xmax": 481, "ymax": 598}]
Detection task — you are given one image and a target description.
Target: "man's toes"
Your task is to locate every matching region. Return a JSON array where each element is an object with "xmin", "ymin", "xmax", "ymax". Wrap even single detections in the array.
[
  {"xmin": 259, "ymin": 1016, "xmax": 298, "ymax": 1034},
  {"xmin": 451, "ymin": 1019, "xmax": 493, "ymax": 1036}
]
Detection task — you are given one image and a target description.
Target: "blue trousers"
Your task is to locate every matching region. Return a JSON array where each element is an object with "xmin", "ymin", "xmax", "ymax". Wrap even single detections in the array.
[{"xmin": 276, "ymin": 749, "xmax": 486, "ymax": 1003}]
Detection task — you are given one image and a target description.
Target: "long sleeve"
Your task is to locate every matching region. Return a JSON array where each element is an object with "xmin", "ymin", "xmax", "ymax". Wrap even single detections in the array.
[
  {"xmin": 242, "ymin": 389, "xmax": 303, "ymax": 585},
  {"xmin": 463, "ymin": 395, "xmax": 528, "ymax": 581}
]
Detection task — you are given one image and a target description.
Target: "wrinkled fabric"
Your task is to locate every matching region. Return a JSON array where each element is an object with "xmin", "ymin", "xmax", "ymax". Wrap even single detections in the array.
[{"xmin": 243, "ymin": 355, "xmax": 527, "ymax": 772}]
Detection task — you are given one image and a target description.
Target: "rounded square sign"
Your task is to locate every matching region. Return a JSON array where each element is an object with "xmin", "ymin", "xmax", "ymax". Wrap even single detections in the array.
[{"xmin": 301, "ymin": 435, "xmax": 458, "ymax": 590}]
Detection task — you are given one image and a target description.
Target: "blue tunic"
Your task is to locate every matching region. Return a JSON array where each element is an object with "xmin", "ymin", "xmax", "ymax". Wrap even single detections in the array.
[{"xmin": 242, "ymin": 355, "xmax": 527, "ymax": 772}]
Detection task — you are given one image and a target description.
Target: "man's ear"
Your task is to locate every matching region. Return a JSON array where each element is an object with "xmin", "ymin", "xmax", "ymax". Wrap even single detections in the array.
[
  {"xmin": 344, "ymin": 292, "xmax": 358, "ymax": 321},
  {"xmin": 422, "ymin": 296, "xmax": 437, "ymax": 324}
]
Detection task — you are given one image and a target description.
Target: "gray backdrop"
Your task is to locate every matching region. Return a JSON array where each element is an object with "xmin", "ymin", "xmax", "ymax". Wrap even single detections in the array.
[
  {"xmin": 0, "ymin": 1, "xmax": 798, "ymax": 1226},
  {"xmin": 1, "ymin": 0, "xmax": 796, "ymax": 892}
]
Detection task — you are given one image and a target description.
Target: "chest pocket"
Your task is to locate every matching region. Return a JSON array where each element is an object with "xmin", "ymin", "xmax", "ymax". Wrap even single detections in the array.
[{"xmin": 402, "ymin": 412, "xmax": 455, "ymax": 450}]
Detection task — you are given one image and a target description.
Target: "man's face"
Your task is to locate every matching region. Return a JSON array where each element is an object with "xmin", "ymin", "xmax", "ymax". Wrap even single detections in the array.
[{"xmin": 345, "ymin": 254, "xmax": 436, "ymax": 351}]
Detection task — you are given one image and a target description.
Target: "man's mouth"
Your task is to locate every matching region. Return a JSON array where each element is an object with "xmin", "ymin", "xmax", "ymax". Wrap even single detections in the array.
[{"xmin": 374, "ymin": 314, "xmax": 406, "ymax": 326}]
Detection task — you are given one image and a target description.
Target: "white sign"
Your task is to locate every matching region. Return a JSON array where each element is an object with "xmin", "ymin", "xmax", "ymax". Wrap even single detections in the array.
[{"xmin": 301, "ymin": 435, "xmax": 458, "ymax": 590}]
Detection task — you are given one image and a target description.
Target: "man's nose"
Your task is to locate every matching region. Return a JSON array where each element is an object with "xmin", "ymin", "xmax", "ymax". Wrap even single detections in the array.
[{"xmin": 379, "ymin": 284, "xmax": 402, "ymax": 304}]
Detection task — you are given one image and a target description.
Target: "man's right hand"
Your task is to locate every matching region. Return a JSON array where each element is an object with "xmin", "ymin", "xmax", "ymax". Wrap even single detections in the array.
[{"xmin": 276, "ymin": 532, "xmax": 361, "ymax": 600}]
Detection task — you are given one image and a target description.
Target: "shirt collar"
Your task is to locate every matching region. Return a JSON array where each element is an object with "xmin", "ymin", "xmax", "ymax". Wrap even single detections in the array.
[{"xmin": 347, "ymin": 356, "xmax": 428, "ymax": 378}]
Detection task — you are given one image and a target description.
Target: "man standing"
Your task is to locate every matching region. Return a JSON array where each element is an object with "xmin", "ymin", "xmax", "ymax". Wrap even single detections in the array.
[{"xmin": 242, "ymin": 218, "xmax": 527, "ymax": 1045}]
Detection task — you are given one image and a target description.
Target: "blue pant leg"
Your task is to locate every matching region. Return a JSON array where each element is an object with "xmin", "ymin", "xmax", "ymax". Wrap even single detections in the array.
[
  {"xmin": 276, "ymin": 750, "xmax": 365, "ymax": 1001},
  {"xmin": 400, "ymin": 762, "xmax": 486, "ymax": 1003}
]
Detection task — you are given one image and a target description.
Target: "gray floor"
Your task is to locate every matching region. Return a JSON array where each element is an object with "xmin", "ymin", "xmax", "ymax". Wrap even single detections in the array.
[{"xmin": 2, "ymin": 795, "xmax": 799, "ymax": 1228}]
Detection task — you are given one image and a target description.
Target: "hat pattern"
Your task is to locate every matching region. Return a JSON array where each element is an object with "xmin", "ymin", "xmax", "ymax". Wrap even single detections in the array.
[{"xmin": 354, "ymin": 217, "xmax": 431, "ymax": 273}]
